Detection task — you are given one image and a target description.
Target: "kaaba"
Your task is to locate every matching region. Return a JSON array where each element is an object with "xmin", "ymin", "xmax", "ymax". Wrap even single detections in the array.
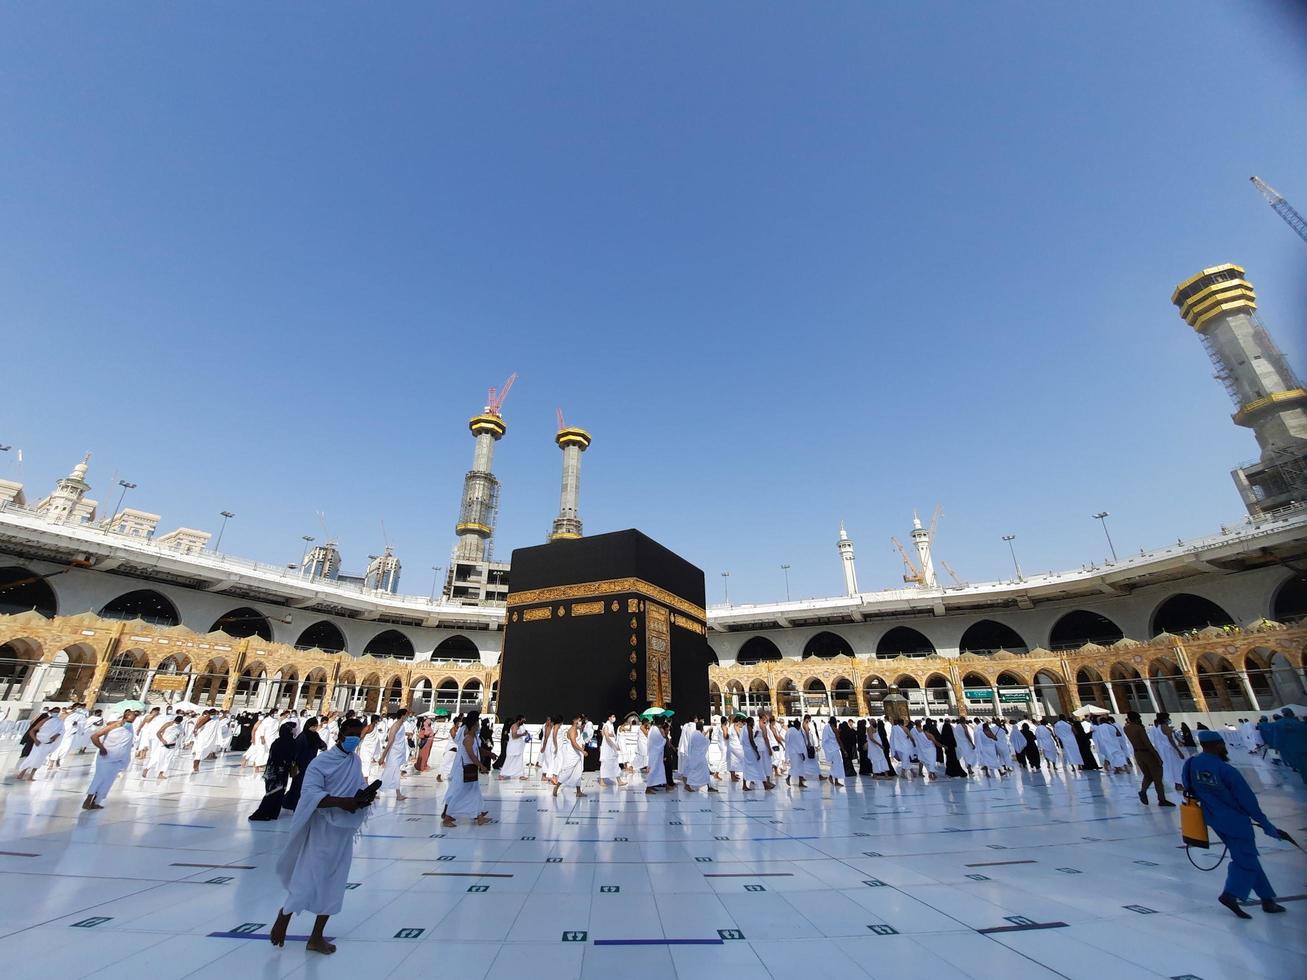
[{"xmin": 496, "ymin": 529, "xmax": 711, "ymax": 723}]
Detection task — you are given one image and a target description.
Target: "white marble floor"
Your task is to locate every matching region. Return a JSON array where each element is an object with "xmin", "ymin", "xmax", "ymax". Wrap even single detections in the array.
[{"xmin": 1, "ymin": 749, "xmax": 1304, "ymax": 980}]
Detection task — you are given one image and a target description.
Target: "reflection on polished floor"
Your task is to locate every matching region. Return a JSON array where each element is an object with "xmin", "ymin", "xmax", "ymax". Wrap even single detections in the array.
[{"xmin": 0, "ymin": 748, "xmax": 1303, "ymax": 980}]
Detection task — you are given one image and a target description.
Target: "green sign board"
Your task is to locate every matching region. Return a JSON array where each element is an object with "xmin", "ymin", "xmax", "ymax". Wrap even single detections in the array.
[
  {"xmin": 999, "ymin": 692, "xmax": 1031, "ymax": 703},
  {"xmin": 963, "ymin": 689, "xmax": 993, "ymax": 700}
]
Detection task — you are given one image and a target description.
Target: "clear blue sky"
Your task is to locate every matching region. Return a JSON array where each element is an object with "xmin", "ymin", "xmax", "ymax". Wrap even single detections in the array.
[{"xmin": 2, "ymin": 3, "xmax": 1305, "ymax": 605}]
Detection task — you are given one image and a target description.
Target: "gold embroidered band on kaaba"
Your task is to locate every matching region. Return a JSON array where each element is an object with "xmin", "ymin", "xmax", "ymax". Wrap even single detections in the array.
[{"xmin": 506, "ymin": 577, "xmax": 706, "ymax": 622}]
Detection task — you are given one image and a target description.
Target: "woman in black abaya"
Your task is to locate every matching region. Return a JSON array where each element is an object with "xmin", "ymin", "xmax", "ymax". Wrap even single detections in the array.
[
  {"xmin": 248, "ymin": 722, "xmax": 296, "ymax": 821},
  {"xmin": 283, "ymin": 717, "xmax": 327, "ymax": 810},
  {"xmin": 1071, "ymin": 717, "xmax": 1100, "ymax": 771},
  {"xmin": 855, "ymin": 720, "xmax": 873, "ymax": 775},
  {"xmin": 940, "ymin": 719, "xmax": 967, "ymax": 777}
]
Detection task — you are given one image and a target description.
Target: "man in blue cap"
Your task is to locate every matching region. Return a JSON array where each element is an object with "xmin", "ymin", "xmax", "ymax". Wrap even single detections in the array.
[{"xmin": 1182, "ymin": 728, "xmax": 1289, "ymax": 918}]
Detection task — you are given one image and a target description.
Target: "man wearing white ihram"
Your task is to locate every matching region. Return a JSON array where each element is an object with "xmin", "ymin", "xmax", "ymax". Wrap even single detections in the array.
[
  {"xmin": 821, "ymin": 717, "xmax": 846, "ymax": 787},
  {"xmin": 271, "ymin": 716, "xmax": 377, "ymax": 955},
  {"xmin": 499, "ymin": 715, "xmax": 529, "ymax": 781},
  {"xmin": 598, "ymin": 713, "xmax": 624, "ymax": 786},
  {"xmin": 82, "ymin": 709, "xmax": 139, "ymax": 810},
  {"xmin": 443, "ymin": 712, "xmax": 491, "ymax": 825},
  {"xmin": 379, "ymin": 708, "xmax": 410, "ymax": 802},
  {"xmin": 681, "ymin": 721, "xmax": 715, "ymax": 792},
  {"xmin": 16, "ymin": 707, "xmax": 62, "ymax": 780}
]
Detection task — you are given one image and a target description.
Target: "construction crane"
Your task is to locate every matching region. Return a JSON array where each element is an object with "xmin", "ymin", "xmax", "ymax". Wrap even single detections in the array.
[
  {"xmin": 485, "ymin": 372, "xmax": 518, "ymax": 417},
  {"xmin": 556, "ymin": 407, "xmax": 566, "ymax": 432},
  {"xmin": 891, "ymin": 536, "xmax": 923, "ymax": 585},
  {"xmin": 927, "ymin": 504, "xmax": 942, "ymax": 541},
  {"xmin": 1250, "ymin": 176, "xmax": 1307, "ymax": 244},
  {"xmin": 941, "ymin": 558, "xmax": 966, "ymax": 588}
]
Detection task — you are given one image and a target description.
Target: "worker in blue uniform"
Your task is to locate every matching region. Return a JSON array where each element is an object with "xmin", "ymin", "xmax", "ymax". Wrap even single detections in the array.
[
  {"xmin": 1271, "ymin": 708, "xmax": 1306, "ymax": 785},
  {"xmin": 1182, "ymin": 729, "xmax": 1289, "ymax": 918}
]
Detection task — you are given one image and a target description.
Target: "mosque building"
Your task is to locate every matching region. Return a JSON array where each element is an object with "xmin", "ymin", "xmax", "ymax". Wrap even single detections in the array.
[{"xmin": 0, "ymin": 267, "xmax": 1304, "ymax": 722}]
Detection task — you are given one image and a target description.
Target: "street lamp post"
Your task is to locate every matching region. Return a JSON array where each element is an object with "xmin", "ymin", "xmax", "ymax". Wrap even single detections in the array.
[
  {"xmin": 215, "ymin": 511, "xmax": 235, "ymax": 551},
  {"xmin": 430, "ymin": 565, "xmax": 443, "ymax": 601},
  {"xmin": 781, "ymin": 564, "xmax": 791, "ymax": 602},
  {"xmin": 1002, "ymin": 534, "xmax": 1023, "ymax": 582},
  {"xmin": 1092, "ymin": 511, "xmax": 1118, "ymax": 562},
  {"xmin": 300, "ymin": 535, "xmax": 316, "ymax": 576},
  {"xmin": 110, "ymin": 480, "xmax": 137, "ymax": 526},
  {"xmin": 721, "ymin": 571, "xmax": 731, "ymax": 606}
]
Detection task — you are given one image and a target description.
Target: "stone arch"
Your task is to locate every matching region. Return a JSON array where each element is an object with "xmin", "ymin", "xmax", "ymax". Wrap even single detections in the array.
[
  {"xmin": 46, "ymin": 643, "xmax": 99, "ymax": 702},
  {"xmin": 300, "ymin": 668, "xmax": 330, "ymax": 712},
  {"xmin": 775, "ymin": 676, "xmax": 800, "ymax": 716},
  {"xmin": 1245, "ymin": 646, "xmax": 1305, "ymax": 707},
  {"xmin": 1272, "ymin": 574, "xmax": 1307, "ymax": 624},
  {"xmin": 100, "ymin": 648, "xmax": 150, "ymax": 700},
  {"xmin": 272, "ymin": 667, "xmax": 301, "ymax": 710},
  {"xmin": 1150, "ymin": 593, "xmax": 1235, "ymax": 636},
  {"xmin": 208, "ymin": 607, "xmax": 273, "ymax": 641},
  {"xmin": 234, "ymin": 662, "xmax": 269, "ymax": 710},
  {"xmin": 737, "ymin": 636, "xmax": 783, "ymax": 665},
  {"xmin": 383, "ymin": 674, "xmax": 405, "ymax": 708},
  {"xmin": 194, "ymin": 657, "xmax": 230, "ymax": 706},
  {"xmin": 333, "ymin": 670, "xmax": 358, "ymax": 712},
  {"xmin": 862, "ymin": 675, "xmax": 889, "ymax": 714},
  {"xmin": 1195, "ymin": 653, "xmax": 1251, "ymax": 711},
  {"xmin": 1108, "ymin": 662, "xmax": 1152, "ymax": 715},
  {"xmin": 358, "ymin": 672, "xmax": 383, "ymax": 714},
  {"xmin": 876, "ymin": 626, "xmax": 935, "ymax": 659},
  {"xmin": 923, "ymin": 672, "xmax": 953, "ymax": 713},
  {"xmin": 434, "ymin": 635, "xmax": 480, "ymax": 662},
  {"xmin": 707, "ymin": 645, "xmax": 720, "ymax": 666},
  {"xmin": 831, "ymin": 675, "xmax": 857, "ymax": 715},
  {"xmin": 0, "ymin": 565, "xmax": 58, "ymax": 618},
  {"xmin": 295, "ymin": 620, "xmax": 347, "ymax": 653},
  {"xmin": 100, "ymin": 590, "xmax": 180, "ymax": 627},
  {"xmin": 460, "ymin": 677, "xmax": 483, "ymax": 712},
  {"xmin": 960, "ymin": 671, "xmax": 990, "ymax": 689},
  {"xmin": 746, "ymin": 677, "xmax": 771, "ymax": 714},
  {"xmin": 958, "ymin": 620, "xmax": 1028, "ymax": 655},
  {"xmin": 1032, "ymin": 668, "xmax": 1069, "ymax": 716},
  {"xmin": 1048, "ymin": 610, "xmax": 1125, "ymax": 649},
  {"xmin": 1148, "ymin": 658, "xmax": 1197, "ymax": 712},
  {"xmin": 411, "ymin": 677, "xmax": 434, "ymax": 713},
  {"xmin": 802, "ymin": 631, "xmax": 854, "ymax": 659},
  {"xmin": 435, "ymin": 677, "xmax": 460, "ymax": 710},
  {"xmin": 0, "ymin": 637, "xmax": 43, "ymax": 701},
  {"xmin": 364, "ymin": 629, "xmax": 415, "ymax": 660},
  {"xmin": 994, "ymin": 669, "xmax": 1029, "ymax": 688},
  {"xmin": 1075, "ymin": 666, "xmax": 1111, "ymax": 710}
]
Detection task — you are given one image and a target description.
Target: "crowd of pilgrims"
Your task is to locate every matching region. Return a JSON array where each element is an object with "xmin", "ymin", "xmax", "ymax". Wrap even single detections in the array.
[{"xmin": 14, "ymin": 699, "xmax": 1289, "ymax": 816}]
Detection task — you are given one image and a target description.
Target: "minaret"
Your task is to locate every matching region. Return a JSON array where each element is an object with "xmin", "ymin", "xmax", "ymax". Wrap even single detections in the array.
[
  {"xmin": 549, "ymin": 421, "xmax": 591, "ymax": 541},
  {"xmin": 1172, "ymin": 265, "xmax": 1307, "ymax": 514},
  {"xmin": 910, "ymin": 511, "xmax": 937, "ymax": 588},
  {"xmin": 454, "ymin": 412, "xmax": 506, "ymax": 562},
  {"xmin": 38, "ymin": 453, "xmax": 93, "ymax": 524},
  {"xmin": 837, "ymin": 522, "xmax": 859, "ymax": 596},
  {"xmin": 451, "ymin": 375, "xmax": 515, "ymax": 563}
]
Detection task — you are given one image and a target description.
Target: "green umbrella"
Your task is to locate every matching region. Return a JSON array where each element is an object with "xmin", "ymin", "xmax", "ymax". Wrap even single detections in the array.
[
  {"xmin": 732, "ymin": 711, "xmax": 748, "ymax": 721},
  {"xmin": 111, "ymin": 699, "xmax": 146, "ymax": 713},
  {"xmin": 640, "ymin": 707, "xmax": 675, "ymax": 720},
  {"xmin": 432, "ymin": 708, "xmax": 451, "ymax": 717}
]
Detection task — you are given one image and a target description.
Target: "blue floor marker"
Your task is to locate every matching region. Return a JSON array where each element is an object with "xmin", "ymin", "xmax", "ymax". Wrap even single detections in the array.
[{"xmin": 593, "ymin": 938, "xmax": 724, "ymax": 946}]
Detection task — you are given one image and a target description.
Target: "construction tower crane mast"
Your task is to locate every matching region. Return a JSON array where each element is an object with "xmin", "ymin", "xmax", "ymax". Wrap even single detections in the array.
[{"xmin": 1250, "ymin": 176, "xmax": 1307, "ymax": 244}]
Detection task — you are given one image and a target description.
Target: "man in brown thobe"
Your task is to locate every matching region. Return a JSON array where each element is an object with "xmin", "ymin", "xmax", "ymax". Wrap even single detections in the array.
[{"xmin": 1124, "ymin": 711, "xmax": 1173, "ymax": 807}]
